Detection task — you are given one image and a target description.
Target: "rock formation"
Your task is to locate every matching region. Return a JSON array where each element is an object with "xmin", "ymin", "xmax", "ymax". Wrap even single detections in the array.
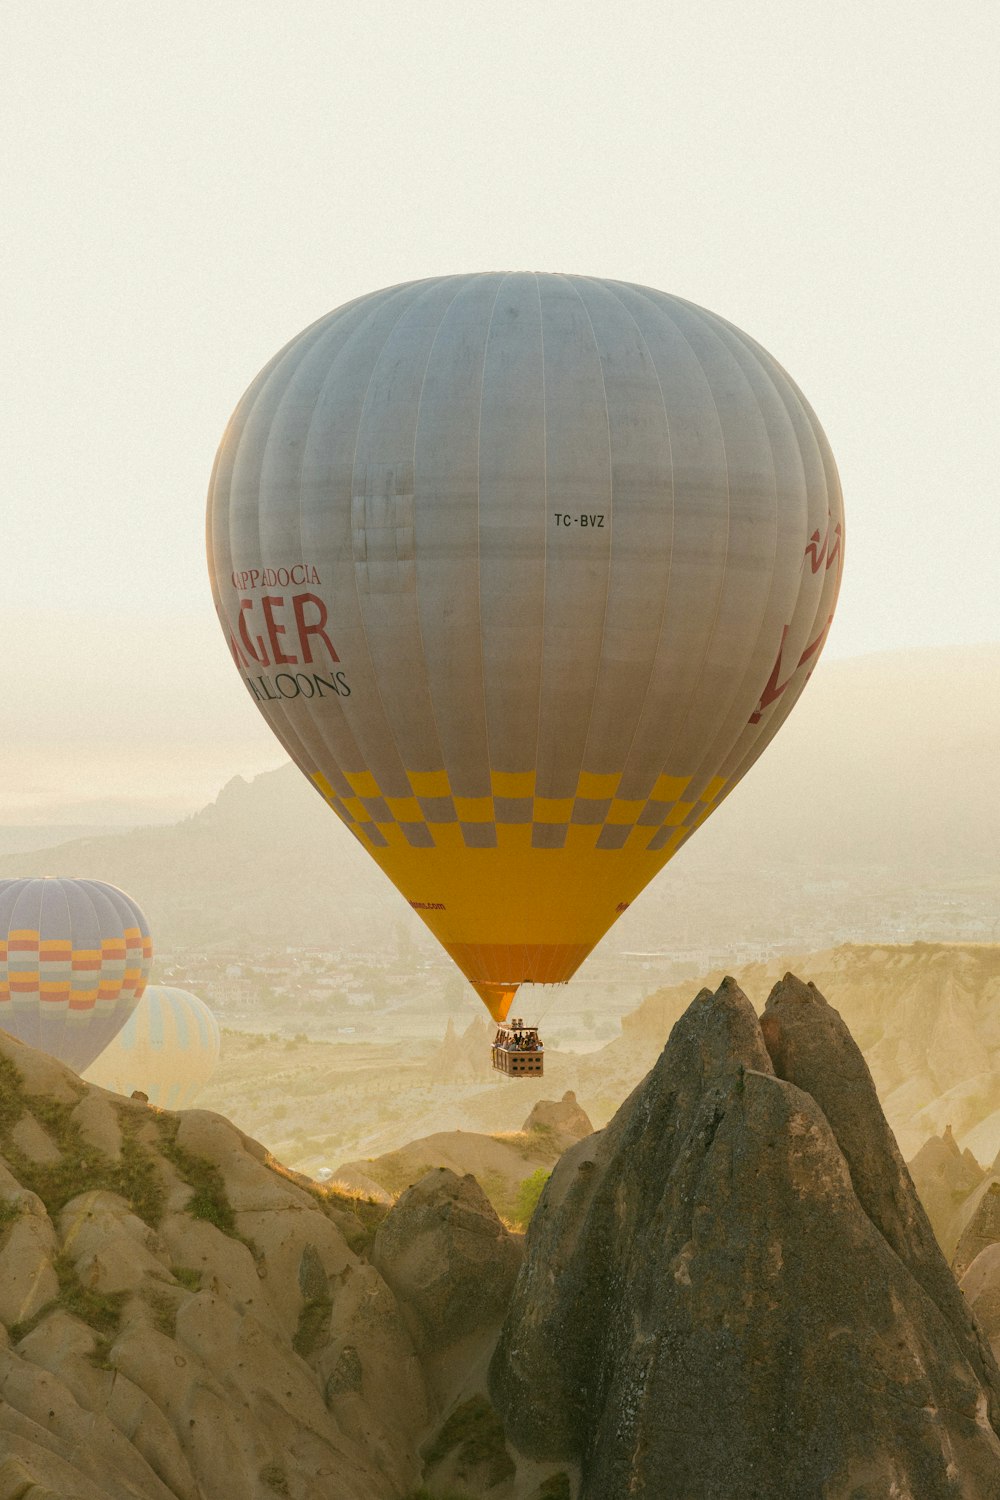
[
  {"xmin": 490, "ymin": 974, "xmax": 1000, "ymax": 1500},
  {"xmin": 372, "ymin": 1167, "xmax": 522, "ymax": 1359},
  {"xmin": 428, "ymin": 1014, "xmax": 495, "ymax": 1082},
  {"xmin": 909, "ymin": 1126, "xmax": 986, "ymax": 1259},
  {"xmin": 955, "ymin": 1175, "xmax": 1000, "ymax": 1280},
  {"xmin": 0, "ymin": 1027, "xmax": 572, "ymax": 1500},
  {"xmin": 621, "ymin": 943, "xmax": 1000, "ymax": 1161},
  {"xmin": 334, "ymin": 1103, "xmax": 577, "ymax": 1224},
  {"xmin": 520, "ymin": 1090, "xmax": 593, "ymax": 1148},
  {"xmin": 6, "ymin": 969, "xmax": 1000, "ymax": 1499},
  {"xmin": 963, "ymin": 1248, "xmax": 1000, "ymax": 1367},
  {"xmin": 0, "ymin": 1033, "xmax": 446, "ymax": 1498}
]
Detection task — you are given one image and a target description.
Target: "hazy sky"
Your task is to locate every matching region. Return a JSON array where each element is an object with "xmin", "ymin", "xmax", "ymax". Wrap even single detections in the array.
[{"xmin": 2, "ymin": 1, "xmax": 997, "ymax": 825}]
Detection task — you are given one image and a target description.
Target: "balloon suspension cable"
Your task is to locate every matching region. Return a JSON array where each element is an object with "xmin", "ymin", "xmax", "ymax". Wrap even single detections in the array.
[
  {"xmin": 532, "ymin": 982, "xmax": 569, "ymax": 1029},
  {"xmin": 471, "ymin": 977, "xmax": 568, "ymax": 1028}
]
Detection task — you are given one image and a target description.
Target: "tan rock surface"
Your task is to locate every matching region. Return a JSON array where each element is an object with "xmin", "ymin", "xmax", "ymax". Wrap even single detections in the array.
[
  {"xmin": 10, "ymin": 1112, "xmax": 62, "ymax": 1165},
  {"xmin": 0, "ymin": 1215, "xmax": 60, "ymax": 1329},
  {"xmin": 962, "ymin": 1244, "xmax": 1000, "ymax": 1363},
  {"xmin": 69, "ymin": 1090, "xmax": 124, "ymax": 1159},
  {"xmin": 955, "ymin": 1177, "xmax": 1000, "ymax": 1280},
  {"xmin": 0, "ymin": 1030, "xmax": 84, "ymax": 1102},
  {"xmin": 8, "ymin": 957, "xmax": 1000, "ymax": 1500},
  {"xmin": 155, "ymin": 1212, "xmax": 270, "ymax": 1324},
  {"xmin": 0, "ymin": 1028, "xmax": 428, "ymax": 1499},
  {"xmin": 58, "ymin": 1190, "xmax": 172, "ymax": 1294},
  {"xmin": 330, "ymin": 1165, "xmax": 393, "ymax": 1204},
  {"xmin": 373, "ymin": 1168, "xmax": 522, "ymax": 1353},
  {"xmin": 0, "ymin": 1166, "xmax": 59, "ymax": 1327},
  {"xmin": 0, "ymin": 1312, "xmax": 181, "ymax": 1499}
]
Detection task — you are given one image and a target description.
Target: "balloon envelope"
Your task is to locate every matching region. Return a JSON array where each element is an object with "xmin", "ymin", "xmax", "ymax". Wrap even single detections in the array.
[
  {"xmin": 84, "ymin": 985, "xmax": 221, "ymax": 1109},
  {"xmin": 0, "ymin": 877, "xmax": 153, "ymax": 1071},
  {"xmin": 207, "ymin": 274, "xmax": 843, "ymax": 1019}
]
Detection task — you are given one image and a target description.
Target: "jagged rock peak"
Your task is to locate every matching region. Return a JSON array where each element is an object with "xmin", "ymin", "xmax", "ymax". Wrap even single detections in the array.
[
  {"xmin": 761, "ymin": 970, "xmax": 1000, "ymax": 1420},
  {"xmin": 909, "ymin": 1130, "xmax": 987, "ymax": 1261},
  {"xmin": 428, "ymin": 1014, "xmax": 493, "ymax": 1079},
  {"xmin": 490, "ymin": 974, "xmax": 1000, "ymax": 1500},
  {"xmin": 205, "ymin": 773, "xmax": 249, "ymax": 812},
  {"xmin": 521, "ymin": 1090, "xmax": 593, "ymax": 1143}
]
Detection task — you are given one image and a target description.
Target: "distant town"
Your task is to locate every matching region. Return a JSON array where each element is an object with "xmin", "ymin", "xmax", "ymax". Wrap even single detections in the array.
[{"xmin": 154, "ymin": 858, "xmax": 998, "ymax": 1050}]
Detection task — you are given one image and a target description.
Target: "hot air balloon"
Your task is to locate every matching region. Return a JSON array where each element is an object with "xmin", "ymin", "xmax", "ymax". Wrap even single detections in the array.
[
  {"xmin": 207, "ymin": 274, "xmax": 843, "ymax": 1036},
  {"xmin": 0, "ymin": 877, "xmax": 152, "ymax": 1072},
  {"xmin": 84, "ymin": 985, "xmax": 221, "ymax": 1109}
]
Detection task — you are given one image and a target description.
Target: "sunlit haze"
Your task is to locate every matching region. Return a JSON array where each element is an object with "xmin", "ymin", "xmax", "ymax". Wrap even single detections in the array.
[
  {"xmin": 3, "ymin": 17, "xmax": 1000, "ymax": 1485},
  {"xmin": 2, "ymin": 1, "xmax": 996, "ymax": 824}
]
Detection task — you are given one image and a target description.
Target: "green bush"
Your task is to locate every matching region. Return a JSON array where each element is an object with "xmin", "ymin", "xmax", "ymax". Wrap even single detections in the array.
[
  {"xmin": 10, "ymin": 1252, "xmax": 127, "ymax": 1346},
  {"xmin": 0, "ymin": 1054, "xmax": 24, "ymax": 1132},
  {"xmin": 513, "ymin": 1168, "xmax": 550, "ymax": 1227},
  {"xmin": 144, "ymin": 1287, "xmax": 178, "ymax": 1337},
  {"xmin": 154, "ymin": 1115, "xmax": 251, "ymax": 1248}
]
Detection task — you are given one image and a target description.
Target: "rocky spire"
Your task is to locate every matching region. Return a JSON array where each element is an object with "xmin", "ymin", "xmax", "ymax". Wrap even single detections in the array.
[
  {"xmin": 489, "ymin": 975, "xmax": 1000, "ymax": 1500},
  {"xmin": 909, "ymin": 1127, "xmax": 986, "ymax": 1259}
]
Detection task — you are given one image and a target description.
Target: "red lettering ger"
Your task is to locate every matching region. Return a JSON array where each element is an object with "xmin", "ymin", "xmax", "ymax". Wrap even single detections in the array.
[
  {"xmin": 262, "ymin": 595, "xmax": 296, "ymax": 665},
  {"xmin": 230, "ymin": 593, "xmax": 340, "ymax": 668},
  {"xmin": 293, "ymin": 592, "xmax": 339, "ymax": 664}
]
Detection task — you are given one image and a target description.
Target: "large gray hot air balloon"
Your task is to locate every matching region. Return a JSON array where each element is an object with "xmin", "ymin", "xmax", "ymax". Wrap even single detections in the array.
[{"xmin": 207, "ymin": 275, "xmax": 843, "ymax": 1021}]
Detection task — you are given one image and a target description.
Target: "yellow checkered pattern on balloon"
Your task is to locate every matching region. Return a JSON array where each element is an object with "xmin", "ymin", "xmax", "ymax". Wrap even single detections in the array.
[{"xmin": 310, "ymin": 768, "xmax": 727, "ymax": 853}]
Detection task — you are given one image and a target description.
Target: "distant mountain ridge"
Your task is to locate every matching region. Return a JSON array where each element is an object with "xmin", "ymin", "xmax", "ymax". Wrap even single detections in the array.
[
  {"xmin": 0, "ymin": 767, "xmax": 406, "ymax": 954},
  {"xmin": 0, "ymin": 826, "xmax": 127, "ymax": 857},
  {"xmin": 2, "ymin": 645, "xmax": 997, "ymax": 955}
]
